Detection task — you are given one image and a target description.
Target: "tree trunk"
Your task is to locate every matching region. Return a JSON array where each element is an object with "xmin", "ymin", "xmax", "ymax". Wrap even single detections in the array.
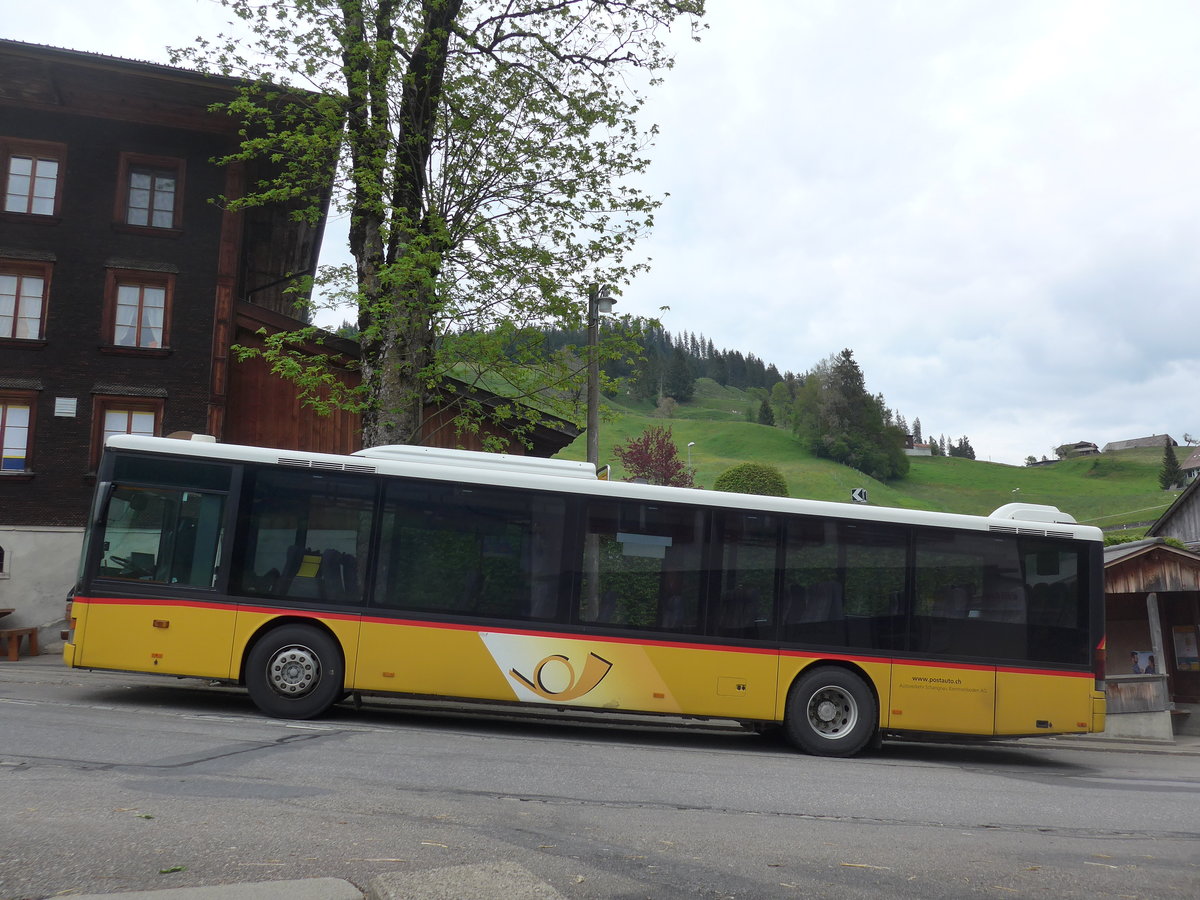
[{"xmin": 347, "ymin": 0, "xmax": 462, "ymax": 448}]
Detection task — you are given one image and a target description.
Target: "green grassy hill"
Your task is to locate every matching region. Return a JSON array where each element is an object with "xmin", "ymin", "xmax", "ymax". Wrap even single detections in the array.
[{"xmin": 553, "ymin": 381, "xmax": 1179, "ymax": 536}]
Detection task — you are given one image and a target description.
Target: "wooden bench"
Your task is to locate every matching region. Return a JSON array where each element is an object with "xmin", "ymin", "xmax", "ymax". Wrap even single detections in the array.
[{"xmin": 1, "ymin": 627, "xmax": 38, "ymax": 661}]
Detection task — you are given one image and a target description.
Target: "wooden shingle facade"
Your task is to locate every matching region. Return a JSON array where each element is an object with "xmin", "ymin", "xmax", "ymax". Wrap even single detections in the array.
[
  {"xmin": 0, "ymin": 39, "xmax": 326, "ymax": 528},
  {"xmin": 1148, "ymin": 476, "xmax": 1200, "ymax": 552}
]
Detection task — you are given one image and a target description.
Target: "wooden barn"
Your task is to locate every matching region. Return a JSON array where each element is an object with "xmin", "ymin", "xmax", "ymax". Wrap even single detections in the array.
[
  {"xmin": 1148, "ymin": 475, "xmax": 1200, "ymax": 551},
  {"xmin": 227, "ymin": 301, "xmax": 580, "ymax": 458},
  {"xmin": 1103, "ymin": 539, "xmax": 1200, "ymax": 740}
]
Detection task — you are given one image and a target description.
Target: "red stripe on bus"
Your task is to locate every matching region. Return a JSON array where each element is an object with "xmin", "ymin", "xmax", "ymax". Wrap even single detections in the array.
[
  {"xmin": 358, "ymin": 614, "xmax": 783, "ymax": 655},
  {"xmin": 73, "ymin": 596, "xmax": 778, "ymax": 655},
  {"xmin": 72, "ymin": 596, "xmax": 1093, "ymax": 677},
  {"xmin": 997, "ymin": 665, "xmax": 1093, "ymax": 679},
  {"xmin": 780, "ymin": 648, "xmax": 894, "ymax": 666},
  {"xmin": 75, "ymin": 596, "xmax": 363, "ymax": 623}
]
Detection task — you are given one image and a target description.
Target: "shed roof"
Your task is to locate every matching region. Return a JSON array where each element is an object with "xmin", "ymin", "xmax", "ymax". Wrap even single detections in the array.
[
  {"xmin": 1147, "ymin": 476, "xmax": 1200, "ymax": 540},
  {"xmin": 1104, "ymin": 537, "xmax": 1200, "ymax": 593},
  {"xmin": 1102, "ymin": 434, "xmax": 1177, "ymax": 452}
]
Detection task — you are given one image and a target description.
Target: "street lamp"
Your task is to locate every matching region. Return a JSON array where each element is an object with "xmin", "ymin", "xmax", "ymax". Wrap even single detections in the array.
[
  {"xmin": 586, "ymin": 284, "xmax": 616, "ymax": 467},
  {"xmin": 687, "ymin": 441, "xmax": 696, "ymax": 468},
  {"xmin": 583, "ymin": 284, "xmax": 615, "ymax": 622}
]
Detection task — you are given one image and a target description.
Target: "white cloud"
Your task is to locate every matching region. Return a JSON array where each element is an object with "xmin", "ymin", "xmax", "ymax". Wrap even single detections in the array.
[
  {"xmin": 628, "ymin": 0, "xmax": 1200, "ymax": 463},
  {"xmin": 11, "ymin": 0, "xmax": 1200, "ymax": 465}
]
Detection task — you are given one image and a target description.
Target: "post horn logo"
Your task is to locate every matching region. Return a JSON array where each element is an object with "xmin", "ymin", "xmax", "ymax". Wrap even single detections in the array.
[{"xmin": 510, "ymin": 651, "xmax": 613, "ymax": 701}]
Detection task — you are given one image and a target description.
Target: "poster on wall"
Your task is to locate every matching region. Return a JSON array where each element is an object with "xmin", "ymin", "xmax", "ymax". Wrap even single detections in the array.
[
  {"xmin": 1129, "ymin": 651, "xmax": 1159, "ymax": 674},
  {"xmin": 1173, "ymin": 627, "xmax": 1200, "ymax": 672}
]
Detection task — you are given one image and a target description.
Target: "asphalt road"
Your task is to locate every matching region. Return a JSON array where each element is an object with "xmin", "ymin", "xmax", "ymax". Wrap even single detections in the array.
[{"xmin": 2, "ymin": 658, "xmax": 1199, "ymax": 900}]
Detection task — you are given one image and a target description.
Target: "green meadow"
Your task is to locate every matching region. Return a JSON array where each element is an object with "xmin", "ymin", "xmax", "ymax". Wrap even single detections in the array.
[{"xmin": 554, "ymin": 381, "xmax": 1179, "ymax": 536}]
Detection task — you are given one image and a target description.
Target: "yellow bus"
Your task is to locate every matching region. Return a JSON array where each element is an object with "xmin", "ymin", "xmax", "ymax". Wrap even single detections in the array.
[{"xmin": 65, "ymin": 434, "xmax": 1106, "ymax": 757}]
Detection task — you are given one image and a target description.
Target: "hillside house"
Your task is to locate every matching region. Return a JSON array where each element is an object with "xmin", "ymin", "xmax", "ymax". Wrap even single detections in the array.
[
  {"xmin": 1059, "ymin": 441, "xmax": 1100, "ymax": 457},
  {"xmin": 1181, "ymin": 446, "xmax": 1200, "ymax": 483}
]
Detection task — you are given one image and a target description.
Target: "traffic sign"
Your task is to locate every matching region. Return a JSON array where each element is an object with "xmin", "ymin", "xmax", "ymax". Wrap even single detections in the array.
[{"xmin": 851, "ymin": 488, "xmax": 868, "ymax": 503}]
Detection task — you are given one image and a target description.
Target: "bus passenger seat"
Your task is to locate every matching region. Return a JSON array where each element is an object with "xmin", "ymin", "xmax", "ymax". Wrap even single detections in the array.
[
  {"xmin": 782, "ymin": 584, "xmax": 807, "ymax": 625},
  {"xmin": 801, "ymin": 581, "xmax": 843, "ymax": 622},
  {"xmin": 318, "ymin": 549, "xmax": 357, "ymax": 602},
  {"xmin": 660, "ymin": 594, "xmax": 695, "ymax": 630},
  {"xmin": 718, "ymin": 587, "xmax": 758, "ymax": 634},
  {"xmin": 276, "ymin": 544, "xmax": 305, "ymax": 594},
  {"xmin": 596, "ymin": 590, "xmax": 618, "ymax": 623},
  {"xmin": 932, "ymin": 585, "xmax": 972, "ymax": 618}
]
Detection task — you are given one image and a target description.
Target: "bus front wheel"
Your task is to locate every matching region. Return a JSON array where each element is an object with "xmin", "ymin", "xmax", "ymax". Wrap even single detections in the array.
[
  {"xmin": 246, "ymin": 625, "xmax": 343, "ymax": 719},
  {"xmin": 785, "ymin": 667, "xmax": 877, "ymax": 757}
]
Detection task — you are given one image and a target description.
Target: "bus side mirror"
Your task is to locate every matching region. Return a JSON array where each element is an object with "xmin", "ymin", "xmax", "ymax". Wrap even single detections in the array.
[{"xmin": 93, "ymin": 481, "xmax": 112, "ymax": 527}]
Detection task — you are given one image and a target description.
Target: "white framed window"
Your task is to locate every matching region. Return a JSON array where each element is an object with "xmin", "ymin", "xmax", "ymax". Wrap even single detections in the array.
[
  {"xmin": 0, "ymin": 395, "xmax": 33, "ymax": 473},
  {"xmin": 102, "ymin": 268, "xmax": 173, "ymax": 350},
  {"xmin": 90, "ymin": 395, "xmax": 162, "ymax": 468},
  {"xmin": 114, "ymin": 283, "xmax": 166, "ymax": 348},
  {"xmin": 0, "ymin": 260, "xmax": 51, "ymax": 341},
  {"xmin": 3, "ymin": 139, "xmax": 65, "ymax": 217},
  {"xmin": 116, "ymin": 153, "xmax": 184, "ymax": 231},
  {"xmin": 103, "ymin": 407, "xmax": 157, "ymax": 444}
]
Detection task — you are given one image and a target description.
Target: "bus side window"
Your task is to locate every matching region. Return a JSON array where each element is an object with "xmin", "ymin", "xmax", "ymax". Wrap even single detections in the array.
[
  {"xmin": 374, "ymin": 481, "xmax": 567, "ymax": 622},
  {"xmin": 579, "ymin": 501, "xmax": 705, "ymax": 633},
  {"xmin": 708, "ymin": 511, "xmax": 778, "ymax": 641},
  {"xmin": 781, "ymin": 519, "xmax": 906, "ymax": 650},
  {"xmin": 913, "ymin": 532, "xmax": 1028, "ymax": 659},
  {"xmin": 1022, "ymin": 544, "xmax": 1087, "ymax": 665},
  {"xmin": 231, "ymin": 468, "xmax": 373, "ymax": 606},
  {"xmin": 781, "ymin": 519, "xmax": 847, "ymax": 647}
]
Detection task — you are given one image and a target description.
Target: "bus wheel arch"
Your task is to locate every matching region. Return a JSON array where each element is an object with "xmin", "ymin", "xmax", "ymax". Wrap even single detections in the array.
[
  {"xmin": 243, "ymin": 620, "xmax": 345, "ymax": 720},
  {"xmin": 784, "ymin": 663, "xmax": 879, "ymax": 758}
]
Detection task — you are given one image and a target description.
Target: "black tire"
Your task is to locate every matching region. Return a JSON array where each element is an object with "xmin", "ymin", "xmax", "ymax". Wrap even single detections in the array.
[
  {"xmin": 245, "ymin": 624, "xmax": 344, "ymax": 719},
  {"xmin": 784, "ymin": 667, "xmax": 877, "ymax": 758}
]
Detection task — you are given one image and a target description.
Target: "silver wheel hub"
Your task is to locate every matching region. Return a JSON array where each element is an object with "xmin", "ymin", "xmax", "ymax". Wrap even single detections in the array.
[
  {"xmin": 267, "ymin": 645, "xmax": 319, "ymax": 697},
  {"xmin": 807, "ymin": 686, "xmax": 858, "ymax": 740},
  {"xmin": 816, "ymin": 699, "xmax": 839, "ymax": 722}
]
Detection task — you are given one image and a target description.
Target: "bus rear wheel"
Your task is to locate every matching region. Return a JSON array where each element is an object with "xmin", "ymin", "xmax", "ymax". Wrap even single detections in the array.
[
  {"xmin": 246, "ymin": 624, "xmax": 343, "ymax": 719},
  {"xmin": 785, "ymin": 667, "xmax": 877, "ymax": 757}
]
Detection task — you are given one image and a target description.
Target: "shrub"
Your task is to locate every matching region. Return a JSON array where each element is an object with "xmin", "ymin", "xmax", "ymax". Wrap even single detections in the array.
[
  {"xmin": 713, "ymin": 462, "xmax": 789, "ymax": 497},
  {"xmin": 612, "ymin": 425, "xmax": 694, "ymax": 487}
]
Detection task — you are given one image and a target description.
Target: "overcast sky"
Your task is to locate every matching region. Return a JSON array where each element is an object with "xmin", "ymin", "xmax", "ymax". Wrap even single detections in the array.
[{"xmin": 10, "ymin": 1, "xmax": 1200, "ymax": 465}]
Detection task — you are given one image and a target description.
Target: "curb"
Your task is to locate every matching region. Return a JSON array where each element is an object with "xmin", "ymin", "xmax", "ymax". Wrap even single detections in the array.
[
  {"xmin": 38, "ymin": 864, "xmax": 569, "ymax": 900},
  {"xmin": 64, "ymin": 878, "xmax": 363, "ymax": 900}
]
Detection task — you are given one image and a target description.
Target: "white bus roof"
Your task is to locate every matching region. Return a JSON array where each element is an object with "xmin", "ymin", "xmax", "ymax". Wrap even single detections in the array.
[{"xmin": 103, "ymin": 434, "xmax": 1103, "ymax": 542}]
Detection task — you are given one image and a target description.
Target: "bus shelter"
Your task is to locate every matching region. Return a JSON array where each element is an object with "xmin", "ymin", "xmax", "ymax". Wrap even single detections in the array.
[{"xmin": 1103, "ymin": 539, "xmax": 1200, "ymax": 741}]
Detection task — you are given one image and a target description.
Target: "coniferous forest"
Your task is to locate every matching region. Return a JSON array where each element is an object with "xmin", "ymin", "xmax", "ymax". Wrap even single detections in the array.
[{"xmin": 531, "ymin": 325, "xmax": 976, "ymax": 482}]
